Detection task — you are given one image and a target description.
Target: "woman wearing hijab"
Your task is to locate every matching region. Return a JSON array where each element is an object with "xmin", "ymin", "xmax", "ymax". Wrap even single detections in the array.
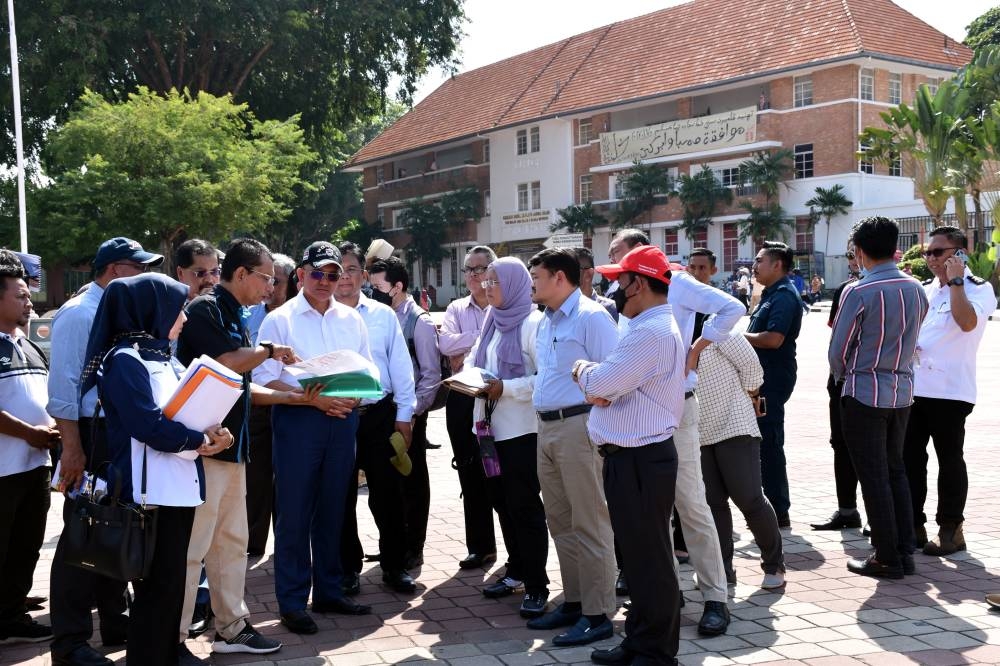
[
  {"xmin": 80, "ymin": 273, "xmax": 233, "ymax": 666},
  {"xmin": 466, "ymin": 257, "xmax": 549, "ymax": 619}
]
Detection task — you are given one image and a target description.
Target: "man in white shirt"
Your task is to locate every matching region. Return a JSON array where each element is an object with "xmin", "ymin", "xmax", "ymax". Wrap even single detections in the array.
[
  {"xmin": 253, "ymin": 242, "xmax": 375, "ymax": 634},
  {"xmin": 335, "ymin": 243, "xmax": 418, "ymax": 596},
  {"xmin": 903, "ymin": 227, "xmax": 996, "ymax": 556}
]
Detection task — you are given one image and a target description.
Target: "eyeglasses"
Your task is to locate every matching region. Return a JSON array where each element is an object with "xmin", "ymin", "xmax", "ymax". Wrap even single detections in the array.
[
  {"xmin": 463, "ymin": 266, "xmax": 488, "ymax": 276},
  {"xmin": 308, "ymin": 269, "xmax": 342, "ymax": 282},
  {"xmin": 845, "ymin": 251, "xmax": 855, "ymax": 260},
  {"xmin": 480, "ymin": 279, "xmax": 500, "ymax": 289},
  {"xmin": 245, "ymin": 267, "xmax": 276, "ymax": 286},
  {"xmin": 113, "ymin": 261, "xmax": 150, "ymax": 273},
  {"xmin": 343, "ymin": 267, "xmax": 364, "ymax": 276},
  {"xmin": 922, "ymin": 247, "xmax": 963, "ymax": 258},
  {"xmin": 187, "ymin": 267, "xmax": 222, "ymax": 279}
]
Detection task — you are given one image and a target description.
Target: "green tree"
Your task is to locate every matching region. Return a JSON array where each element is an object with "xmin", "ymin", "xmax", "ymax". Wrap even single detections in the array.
[
  {"xmin": 804, "ymin": 184, "xmax": 853, "ymax": 256},
  {"xmin": 33, "ymin": 88, "xmax": 316, "ymax": 268},
  {"xmin": 736, "ymin": 150, "xmax": 794, "ymax": 244},
  {"xmin": 676, "ymin": 165, "xmax": 733, "ymax": 240},
  {"xmin": 615, "ymin": 161, "xmax": 675, "ymax": 230},
  {"xmin": 551, "ymin": 202, "xmax": 607, "ymax": 236},
  {"xmin": 399, "ymin": 186, "xmax": 480, "ymax": 266},
  {"xmin": 964, "ymin": 7, "xmax": 1000, "ymax": 50},
  {"xmin": 898, "ymin": 244, "xmax": 933, "ymax": 281}
]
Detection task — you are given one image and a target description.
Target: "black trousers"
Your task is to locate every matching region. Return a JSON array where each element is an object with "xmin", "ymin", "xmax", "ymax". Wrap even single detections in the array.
[
  {"xmin": 341, "ymin": 396, "xmax": 408, "ymax": 573},
  {"xmin": 246, "ymin": 405, "xmax": 275, "ymax": 554},
  {"xmin": 827, "ymin": 375, "xmax": 858, "ymax": 510},
  {"xmin": 128, "ymin": 506, "xmax": 194, "ymax": 666},
  {"xmin": 0, "ymin": 466, "xmax": 49, "ymax": 622},
  {"xmin": 840, "ymin": 397, "xmax": 914, "ymax": 565},
  {"xmin": 403, "ymin": 411, "xmax": 431, "ymax": 557},
  {"xmin": 444, "ymin": 391, "xmax": 496, "ymax": 555},
  {"xmin": 903, "ymin": 396, "xmax": 974, "ymax": 526},
  {"xmin": 603, "ymin": 439, "xmax": 679, "ymax": 663},
  {"xmin": 51, "ymin": 418, "xmax": 129, "ymax": 656},
  {"xmin": 485, "ymin": 433, "xmax": 549, "ymax": 593}
]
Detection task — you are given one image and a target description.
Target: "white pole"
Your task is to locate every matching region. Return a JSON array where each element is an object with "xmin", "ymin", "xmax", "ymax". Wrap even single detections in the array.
[{"xmin": 7, "ymin": 0, "xmax": 27, "ymax": 252}]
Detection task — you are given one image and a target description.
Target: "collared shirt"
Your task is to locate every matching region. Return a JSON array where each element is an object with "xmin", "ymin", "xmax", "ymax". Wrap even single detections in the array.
[
  {"xmin": 576, "ymin": 303, "xmax": 685, "ymax": 447},
  {"xmin": 395, "ymin": 297, "xmax": 441, "ymax": 416},
  {"xmin": 534, "ymin": 289, "xmax": 619, "ymax": 412},
  {"xmin": 46, "ymin": 282, "xmax": 104, "ymax": 421},
  {"xmin": 668, "ymin": 271, "xmax": 745, "ymax": 346},
  {"xmin": 697, "ymin": 333, "xmax": 763, "ymax": 446},
  {"xmin": 252, "ymin": 291, "xmax": 374, "ymax": 387},
  {"xmin": 0, "ymin": 333, "xmax": 53, "ymax": 476},
  {"xmin": 748, "ymin": 275, "xmax": 803, "ymax": 396},
  {"xmin": 913, "ymin": 268, "xmax": 995, "ymax": 404},
  {"xmin": 245, "ymin": 302, "xmax": 267, "ymax": 345},
  {"xmin": 829, "ymin": 262, "xmax": 928, "ymax": 408},
  {"xmin": 585, "ymin": 290, "xmax": 619, "ymax": 322},
  {"xmin": 355, "ymin": 294, "xmax": 416, "ymax": 421},
  {"xmin": 466, "ymin": 309, "xmax": 543, "ymax": 442},
  {"xmin": 438, "ymin": 295, "xmax": 488, "ymax": 361},
  {"xmin": 177, "ymin": 284, "xmax": 252, "ymax": 463}
]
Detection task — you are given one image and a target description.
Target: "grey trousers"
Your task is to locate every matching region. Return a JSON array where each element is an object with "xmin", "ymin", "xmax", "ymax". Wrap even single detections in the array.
[{"xmin": 700, "ymin": 435, "xmax": 784, "ymax": 577}]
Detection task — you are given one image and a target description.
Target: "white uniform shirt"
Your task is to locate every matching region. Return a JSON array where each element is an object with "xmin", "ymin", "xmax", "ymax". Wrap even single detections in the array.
[
  {"xmin": 355, "ymin": 294, "xmax": 416, "ymax": 421},
  {"xmin": 914, "ymin": 270, "xmax": 996, "ymax": 404},
  {"xmin": 252, "ymin": 291, "xmax": 375, "ymax": 387},
  {"xmin": 0, "ymin": 333, "xmax": 53, "ymax": 477}
]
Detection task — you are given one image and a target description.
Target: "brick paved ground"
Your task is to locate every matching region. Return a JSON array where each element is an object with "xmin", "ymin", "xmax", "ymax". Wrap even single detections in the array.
[{"xmin": 4, "ymin": 307, "xmax": 1000, "ymax": 665}]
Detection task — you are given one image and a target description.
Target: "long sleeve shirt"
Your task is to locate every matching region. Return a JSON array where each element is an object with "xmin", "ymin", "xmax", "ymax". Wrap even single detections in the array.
[
  {"xmin": 438, "ymin": 295, "xmax": 489, "ymax": 364},
  {"xmin": 829, "ymin": 261, "xmax": 928, "ymax": 409},
  {"xmin": 357, "ymin": 294, "xmax": 417, "ymax": 421},
  {"xmin": 46, "ymin": 282, "xmax": 104, "ymax": 421},
  {"xmin": 395, "ymin": 297, "xmax": 441, "ymax": 416},
  {"xmin": 575, "ymin": 303, "xmax": 686, "ymax": 447},
  {"xmin": 697, "ymin": 333, "xmax": 763, "ymax": 445},
  {"xmin": 533, "ymin": 289, "xmax": 618, "ymax": 412}
]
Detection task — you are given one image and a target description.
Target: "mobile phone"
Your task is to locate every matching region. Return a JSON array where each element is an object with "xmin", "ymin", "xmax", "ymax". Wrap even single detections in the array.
[
  {"xmin": 954, "ymin": 250, "xmax": 968, "ymax": 265},
  {"xmin": 757, "ymin": 396, "xmax": 767, "ymax": 417}
]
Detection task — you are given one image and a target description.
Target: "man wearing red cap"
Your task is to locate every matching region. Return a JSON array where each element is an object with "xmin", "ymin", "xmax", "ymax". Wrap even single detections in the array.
[{"xmin": 571, "ymin": 245, "xmax": 686, "ymax": 666}]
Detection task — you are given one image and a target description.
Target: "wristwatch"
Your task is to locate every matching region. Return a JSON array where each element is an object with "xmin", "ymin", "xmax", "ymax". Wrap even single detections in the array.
[
  {"xmin": 259, "ymin": 341, "xmax": 275, "ymax": 359},
  {"xmin": 947, "ymin": 277, "xmax": 964, "ymax": 287}
]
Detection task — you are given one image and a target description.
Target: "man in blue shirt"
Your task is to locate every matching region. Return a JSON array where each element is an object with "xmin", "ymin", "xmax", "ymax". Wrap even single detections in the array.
[{"xmin": 745, "ymin": 241, "xmax": 802, "ymax": 528}]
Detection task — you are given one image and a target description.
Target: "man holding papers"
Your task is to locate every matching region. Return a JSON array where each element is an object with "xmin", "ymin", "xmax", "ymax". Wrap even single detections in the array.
[
  {"xmin": 253, "ymin": 241, "xmax": 377, "ymax": 634},
  {"xmin": 176, "ymin": 239, "xmax": 316, "ymax": 658}
]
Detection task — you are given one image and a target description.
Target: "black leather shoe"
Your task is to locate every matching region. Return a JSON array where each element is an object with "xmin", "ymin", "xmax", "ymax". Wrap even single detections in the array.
[
  {"xmin": 341, "ymin": 572, "xmax": 361, "ymax": 597},
  {"xmin": 383, "ymin": 570, "xmax": 417, "ymax": 594},
  {"xmin": 483, "ymin": 576, "xmax": 523, "ymax": 598},
  {"xmin": 100, "ymin": 630, "xmax": 127, "ymax": 648},
  {"xmin": 810, "ymin": 510, "xmax": 862, "ymax": 530},
  {"xmin": 280, "ymin": 609, "xmax": 318, "ymax": 634},
  {"xmin": 312, "ymin": 597, "xmax": 372, "ymax": 615},
  {"xmin": 188, "ymin": 602, "xmax": 212, "ymax": 638},
  {"xmin": 177, "ymin": 643, "xmax": 205, "ymax": 665},
  {"xmin": 51, "ymin": 645, "xmax": 113, "ymax": 666},
  {"xmin": 902, "ymin": 553, "xmax": 916, "ymax": 576},
  {"xmin": 697, "ymin": 600, "xmax": 730, "ymax": 636},
  {"xmin": 526, "ymin": 603, "xmax": 582, "ymax": 630},
  {"xmin": 519, "ymin": 591, "xmax": 549, "ymax": 618},
  {"xmin": 615, "ymin": 569, "xmax": 629, "ymax": 596},
  {"xmin": 459, "ymin": 552, "xmax": 497, "ymax": 569},
  {"xmin": 591, "ymin": 644, "xmax": 635, "ymax": 665},
  {"xmin": 847, "ymin": 554, "xmax": 903, "ymax": 579},
  {"xmin": 553, "ymin": 617, "xmax": 614, "ymax": 646}
]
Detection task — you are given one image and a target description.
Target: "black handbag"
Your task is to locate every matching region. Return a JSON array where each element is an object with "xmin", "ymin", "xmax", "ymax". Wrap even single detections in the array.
[{"xmin": 62, "ymin": 402, "xmax": 158, "ymax": 582}]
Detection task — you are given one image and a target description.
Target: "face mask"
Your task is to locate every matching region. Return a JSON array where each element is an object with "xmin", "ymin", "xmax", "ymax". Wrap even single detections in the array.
[
  {"xmin": 857, "ymin": 257, "xmax": 869, "ymax": 280},
  {"xmin": 612, "ymin": 279, "xmax": 632, "ymax": 313},
  {"xmin": 370, "ymin": 287, "xmax": 393, "ymax": 306}
]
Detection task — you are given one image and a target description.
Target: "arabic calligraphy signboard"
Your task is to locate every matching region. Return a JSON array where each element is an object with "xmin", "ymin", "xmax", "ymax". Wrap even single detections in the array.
[{"xmin": 599, "ymin": 107, "xmax": 757, "ymax": 165}]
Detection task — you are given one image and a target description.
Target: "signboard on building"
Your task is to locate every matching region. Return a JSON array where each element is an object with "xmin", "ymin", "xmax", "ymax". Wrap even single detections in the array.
[
  {"xmin": 599, "ymin": 106, "xmax": 757, "ymax": 165},
  {"xmin": 502, "ymin": 210, "xmax": 552, "ymax": 225},
  {"xmin": 543, "ymin": 233, "xmax": 585, "ymax": 249}
]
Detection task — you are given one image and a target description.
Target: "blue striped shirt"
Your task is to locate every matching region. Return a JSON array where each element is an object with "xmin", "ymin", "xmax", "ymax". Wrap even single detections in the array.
[
  {"xmin": 828, "ymin": 261, "xmax": 928, "ymax": 409},
  {"xmin": 576, "ymin": 303, "xmax": 686, "ymax": 447}
]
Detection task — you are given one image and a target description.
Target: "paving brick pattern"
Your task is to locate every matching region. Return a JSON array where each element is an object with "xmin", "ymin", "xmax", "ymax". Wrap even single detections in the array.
[{"xmin": 4, "ymin": 309, "xmax": 1000, "ymax": 665}]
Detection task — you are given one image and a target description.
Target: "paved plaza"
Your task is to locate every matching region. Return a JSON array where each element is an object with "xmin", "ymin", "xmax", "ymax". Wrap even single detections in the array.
[{"xmin": 3, "ymin": 307, "xmax": 1000, "ymax": 666}]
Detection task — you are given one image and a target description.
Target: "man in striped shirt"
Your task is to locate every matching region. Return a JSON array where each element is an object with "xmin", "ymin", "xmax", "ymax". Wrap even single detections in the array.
[{"xmin": 829, "ymin": 216, "xmax": 928, "ymax": 579}]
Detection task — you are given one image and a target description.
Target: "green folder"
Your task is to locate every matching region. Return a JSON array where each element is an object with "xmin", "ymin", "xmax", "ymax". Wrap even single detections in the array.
[{"xmin": 298, "ymin": 371, "xmax": 384, "ymax": 399}]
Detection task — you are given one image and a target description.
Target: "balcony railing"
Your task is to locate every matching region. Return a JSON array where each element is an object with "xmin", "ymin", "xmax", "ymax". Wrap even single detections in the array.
[{"xmin": 895, "ymin": 211, "xmax": 994, "ymax": 251}]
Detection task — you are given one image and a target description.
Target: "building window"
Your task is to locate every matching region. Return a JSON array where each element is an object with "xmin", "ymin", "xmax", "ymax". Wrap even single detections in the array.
[
  {"xmin": 794, "ymin": 75, "xmax": 813, "ymax": 107},
  {"xmin": 722, "ymin": 223, "xmax": 739, "ymax": 272},
  {"xmin": 449, "ymin": 248, "xmax": 458, "ymax": 286},
  {"xmin": 717, "ymin": 167, "xmax": 741, "ymax": 188},
  {"xmin": 579, "ymin": 174, "xmax": 593, "ymax": 203},
  {"xmin": 376, "ymin": 166, "xmax": 385, "ymax": 184},
  {"xmin": 483, "ymin": 139, "xmax": 490, "ymax": 163},
  {"xmin": 517, "ymin": 183, "xmax": 529, "ymax": 211},
  {"xmin": 794, "ymin": 144, "xmax": 814, "ymax": 179},
  {"xmin": 421, "ymin": 263, "xmax": 430, "ymax": 288},
  {"xmin": 613, "ymin": 174, "xmax": 627, "ymax": 200},
  {"xmin": 517, "ymin": 182, "xmax": 540, "ymax": 211},
  {"xmin": 376, "ymin": 211, "xmax": 385, "ymax": 229},
  {"xmin": 484, "ymin": 189, "xmax": 491, "ymax": 216},
  {"xmin": 516, "ymin": 129, "xmax": 528, "ymax": 156},
  {"xmin": 531, "ymin": 181, "xmax": 541, "ymax": 209},
  {"xmin": 663, "ymin": 229, "xmax": 679, "ymax": 256},
  {"xmin": 693, "ymin": 227, "xmax": 708, "ymax": 248},
  {"xmin": 925, "ymin": 77, "xmax": 941, "ymax": 97},
  {"xmin": 888, "ymin": 72, "xmax": 902, "ymax": 105},
  {"xmin": 860, "ymin": 68, "xmax": 874, "ymax": 101},
  {"xmin": 578, "ymin": 119, "xmax": 593, "ymax": 145},
  {"xmin": 530, "ymin": 126, "xmax": 540, "ymax": 153},
  {"xmin": 435, "ymin": 259, "xmax": 443, "ymax": 287},
  {"xmin": 795, "ymin": 217, "xmax": 814, "ymax": 253},
  {"xmin": 858, "ymin": 143, "xmax": 874, "ymax": 174},
  {"xmin": 890, "ymin": 153, "xmax": 902, "ymax": 177}
]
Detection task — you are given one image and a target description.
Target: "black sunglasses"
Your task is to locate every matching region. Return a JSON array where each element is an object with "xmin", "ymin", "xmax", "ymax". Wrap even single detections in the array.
[{"xmin": 922, "ymin": 247, "xmax": 963, "ymax": 258}]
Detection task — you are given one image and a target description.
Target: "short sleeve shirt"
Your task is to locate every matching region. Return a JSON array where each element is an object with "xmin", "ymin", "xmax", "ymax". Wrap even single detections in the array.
[{"xmin": 747, "ymin": 275, "xmax": 802, "ymax": 396}]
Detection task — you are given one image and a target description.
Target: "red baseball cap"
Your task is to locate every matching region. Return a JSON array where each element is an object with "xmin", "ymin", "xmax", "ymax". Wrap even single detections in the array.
[{"xmin": 595, "ymin": 245, "xmax": 681, "ymax": 284}]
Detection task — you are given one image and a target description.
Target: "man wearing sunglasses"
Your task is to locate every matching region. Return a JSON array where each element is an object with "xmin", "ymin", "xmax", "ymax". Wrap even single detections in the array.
[
  {"xmin": 903, "ymin": 227, "xmax": 995, "ymax": 557},
  {"xmin": 175, "ymin": 239, "xmax": 222, "ymax": 301}
]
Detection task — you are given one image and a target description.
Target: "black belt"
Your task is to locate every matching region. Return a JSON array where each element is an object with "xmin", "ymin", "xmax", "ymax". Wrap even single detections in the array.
[
  {"xmin": 598, "ymin": 443, "xmax": 623, "ymax": 457},
  {"xmin": 685, "ymin": 391, "xmax": 695, "ymax": 399},
  {"xmin": 357, "ymin": 393, "xmax": 393, "ymax": 415},
  {"xmin": 537, "ymin": 403, "xmax": 592, "ymax": 422}
]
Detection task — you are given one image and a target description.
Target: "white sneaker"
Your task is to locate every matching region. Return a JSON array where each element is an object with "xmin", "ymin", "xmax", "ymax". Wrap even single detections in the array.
[
  {"xmin": 761, "ymin": 572, "xmax": 786, "ymax": 589},
  {"xmin": 212, "ymin": 623, "xmax": 281, "ymax": 654}
]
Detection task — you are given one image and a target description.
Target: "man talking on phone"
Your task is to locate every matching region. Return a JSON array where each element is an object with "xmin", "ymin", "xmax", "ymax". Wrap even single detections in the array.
[{"xmin": 902, "ymin": 226, "xmax": 995, "ymax": 556}]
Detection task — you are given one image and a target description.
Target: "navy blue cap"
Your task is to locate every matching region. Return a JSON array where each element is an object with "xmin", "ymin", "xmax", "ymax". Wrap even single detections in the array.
[
  {"xmin": 300, "ymin": 241, "xmax": 342, "ymax": 269},
  {"xmin": 93, "ymin": 237, "xmax": 164, "ymax": 271}
]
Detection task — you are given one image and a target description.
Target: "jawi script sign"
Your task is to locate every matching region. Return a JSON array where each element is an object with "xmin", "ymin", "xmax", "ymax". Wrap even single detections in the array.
[{"xmin": 600, "ymin": 107, "xmax": 757, "ymax": 165}]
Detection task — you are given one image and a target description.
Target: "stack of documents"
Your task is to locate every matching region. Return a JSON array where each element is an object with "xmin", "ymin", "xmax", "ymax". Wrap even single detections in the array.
[
  {"xmin": 165, "ymin": 355, "xmax": 245, "ymax": 432},
  {"xmin": 286, "ymin": 350, "xmax": 383, "ymax": 399},
  {"xmin": 442, "ymin": 367, "xmax": 496, "ymax": 397}
]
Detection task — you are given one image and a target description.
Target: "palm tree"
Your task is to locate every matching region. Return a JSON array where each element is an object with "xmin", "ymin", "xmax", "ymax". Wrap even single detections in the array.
[
  {"xmin": 551, "ymin": 202, "xmax": 607, "ymax": 237},
  {"xmin": 676, "ymin": 165, "xmax": 733, "ymax": 240},
  {"xmin": 805, "ymin": 184, "xmax": 853, "ymax": 256},
  {"xmin": 737, "ymin": 149, "xmax": 794, "ymax": 246},
  {"xmin": 615, "ymin": 160, "xmax": 675, "ymax": 230}
]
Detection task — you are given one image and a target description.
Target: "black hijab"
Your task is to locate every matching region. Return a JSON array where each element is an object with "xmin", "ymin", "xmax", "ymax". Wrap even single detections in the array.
[{"xmin": 80, "ymin": 273, "xmax": 188, "ymax": 396}]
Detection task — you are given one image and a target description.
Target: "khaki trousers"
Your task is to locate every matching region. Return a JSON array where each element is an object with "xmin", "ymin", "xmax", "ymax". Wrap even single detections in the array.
[
  {"xmin": 671, "ymin": 396, "xmax": 728, "ymax": 603},
  {"xmin": 178, "ymin": 458, "xmax": 250, "ymax": 643},
  {"xmin": 537, "ymin": 413, "xmax": 616, "ymax": 616}
]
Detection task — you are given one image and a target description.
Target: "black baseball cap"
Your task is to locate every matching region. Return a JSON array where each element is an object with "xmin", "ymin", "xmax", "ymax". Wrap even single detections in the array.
[
  {"xmin": 93, "ymin": 237, "xmax": 164, "ymax": 271},
  {"xmin": 300, "ymin": 241, "xmax": 342, "ymax": 270}
]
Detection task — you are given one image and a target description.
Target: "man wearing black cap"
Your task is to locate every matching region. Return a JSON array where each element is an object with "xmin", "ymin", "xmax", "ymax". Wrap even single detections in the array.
[
  {"xmin": 47, "ymin": 237, "xmax": 163, "ymax": 666},
  {"xmin": 252, "ymin": 241, "xmax": 376, "ymax": 635}
]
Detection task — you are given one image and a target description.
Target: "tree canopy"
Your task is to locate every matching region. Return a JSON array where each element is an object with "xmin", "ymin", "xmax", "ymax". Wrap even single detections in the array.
[{"xmin": 965, "ymin": 7, "xmax": 1000, "ymax": 51}]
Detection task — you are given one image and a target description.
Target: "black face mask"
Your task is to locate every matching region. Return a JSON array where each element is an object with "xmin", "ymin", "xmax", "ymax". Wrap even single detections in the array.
[
  {"xmin": 370, "ymin": 287, "xmax": 393, "ymax": 306},
  {"xmin": 611, "ymin": 279, "xmax": 632, "ymax": 314}
]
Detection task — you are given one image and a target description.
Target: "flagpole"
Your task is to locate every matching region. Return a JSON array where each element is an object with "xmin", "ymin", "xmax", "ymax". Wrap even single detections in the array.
[{"xmin": 7, "ymin": 0, "xmax": 27, "ymax": 252}]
